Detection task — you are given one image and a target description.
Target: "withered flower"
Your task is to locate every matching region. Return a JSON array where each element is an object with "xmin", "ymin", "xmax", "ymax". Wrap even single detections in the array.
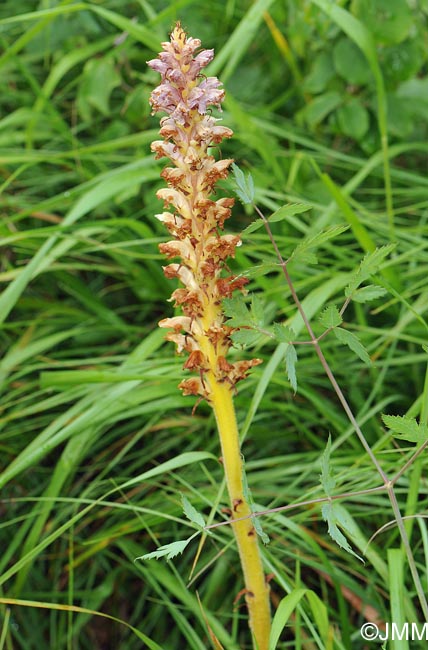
[{"xmin": 148, "ymin": 22, "xmax": 261, "ymax": 401}]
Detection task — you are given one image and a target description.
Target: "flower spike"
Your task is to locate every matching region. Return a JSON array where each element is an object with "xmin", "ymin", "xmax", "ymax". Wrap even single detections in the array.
[{"xmin": 148, "ymin": 22, "xmax": 261, "ymax": 401}]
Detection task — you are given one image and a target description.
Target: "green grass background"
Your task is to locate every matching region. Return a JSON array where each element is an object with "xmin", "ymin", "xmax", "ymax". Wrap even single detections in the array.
[{"xmin": 1, "ymin": 1, "xmax": 428, "ymax": 648}]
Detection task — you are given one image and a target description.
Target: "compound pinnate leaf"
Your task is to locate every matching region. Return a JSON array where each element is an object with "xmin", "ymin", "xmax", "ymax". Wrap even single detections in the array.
[{"xmin": 137, "ymin": 538, "xmax": 191, "ymax": 562}]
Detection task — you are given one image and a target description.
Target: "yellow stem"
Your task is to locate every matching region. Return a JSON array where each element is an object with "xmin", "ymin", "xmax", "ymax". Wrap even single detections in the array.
[{"xmin": 209, "ymin": 374, "xmax": 271, "ymax": 650}]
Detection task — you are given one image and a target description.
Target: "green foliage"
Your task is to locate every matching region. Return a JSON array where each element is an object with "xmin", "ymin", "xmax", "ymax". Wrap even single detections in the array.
[
  {"xmin": 269, "ymin": 588, "xmax": 329, "ymax": 650},
  {"xmin": 232, "ymin": 163, "xmax": 255, "ymax": 205},
  {"xmin": 320, "ymin": 435, "xmax": 336, "ymax": 496},
  {"xmin": 321, "ymin": 502, "xmax": 364, "ymax": 562},
  {"xmin": 289, "ymin": 224, "xmax": 349, "ymax": 265},
  {"xmin": 272, "ymin": 323, "xmax": 295, "ymax": 344},
  {"xmin": 336, "ymin": 98, "xmax": 370, "ymax": 141},
  {"xmin": 224, "ymin": 293, "xmax": 266, "ymax": 347},
  {"xmin": 242, "ymin": 459, "xmax": 270, "ymax": 545},
  {"xmin": 252, "ymin": 515, "xmax": 270, "ymax": 546},
  {"xmin": 333, "ymin": 38, "xmax": 371, "ymax": 86},
  {"xmin": 136, "ymin": 494, "xmax": 206, "ymax": 565},
  {"xmin": 137, "ymin": 539, "xmax": 193, "ymax": 562},
  {"xmin": 353, "ymin": 0, "xmax": 413, "ymax": 45},
  {"xmin": 320, "ymin": 437, "xmax": 363, "ymax": 561},
  {"xmin": 223, "ymin": 295, "xmax": 253, "ymax": 327},
  {"xmin": 299, "ymin": 91, "xmax": 342, "ymax": 129},
  {"xmin": 296, "ymin": 0, "xmax": 428, "ymax": 149},
  {"xmin": 318, "ymin": 305, "xmax": 342, "ymax": 330},
  {"xmin": 230, "ymin": 328, "xmax": 261, "ymax": 347},
  {"xmin": 1, "ymin": 0, "xmax": 428, "ymax": 648},
  {"xmin": 181, "ymin": 494, "xmax": 206, "ymax": 529},
  {"xmin": 77, "ymin": 57, "xmax": 121, "ymax": 122},
  {"xmin": 351, "ymin": 284, "xmax": 387, "ymax": 303},
  {"xmin": 382, "ymin": 415, "xmax": 428, "ymax": 444},
  {"xmin": 333, "ymin": 327, "xmax": 372, "ymax": 366},
  {"xmin": 285, "ymin": 344, "xmax": 298, "ymax": 393},
  {"xmin": 243, "ymin": 203, "xmax": 312, "ymax": 235},
  {"xmin": 345, "ymin": 244, "xmax": 396, "ymax": 296}
]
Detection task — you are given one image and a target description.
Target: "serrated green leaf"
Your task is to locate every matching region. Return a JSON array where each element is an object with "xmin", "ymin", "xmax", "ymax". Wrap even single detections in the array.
[
  {"xmin": 181, "ymin": 494, "xmax": 206, "ymax": 529},
  {"xmin": 231, "ymin": 162, "xmax": 246, "ymax": 187},
  {"xmin": 360, "ymin": 245, "xmax": 396, "ymax": 275},
  {"xmin": 382, "ymin": 414, "xmax": 428, "ymax": 444},
  {"xmin": 352, "ymin": 284, "xmax": 387, "ymax": 303},
  {"xmin": 231, "ymin": 329, "xmax": 260, "ymax": 347},
  {"xmin": 345, "ymin": 244, "xmax": 395, "ymax": 295},
  {"xmin": 318, "ymin": 305, "xmax": 342, "ymax": 329},
  {"xmin": 322, "ymin": 502, "xmax": 363, "ymax": 562},
  {"xmin": 290, "ymin": 224, "xmax": 349, "ymax": 264},
  {"xmin": 285, "ymin": 344, "xmax": 298, "ymax": 393},
  {"xmin": 268, "ymin": 203, "xmax": 312, "ymax": 223},
  {"xmin": 223, "ymin": 296, "xmax": 252, "ymax": 327},
  {"xmin": 320, "ymin": 435, "xmax": 336, "ymax": 496},
  {"xmin": 137, "ymin": 538, "xmax": 191, "ymax": 561},
  {"xmin": 252, "ymin": 514, "xmax": 270, "ymax": 545},
  {"xmin": 232, "ymin": 163, "xmax": 255, "ymax": 204},
  {"xmin": 242, "ymin": 218, "xmax": 264, "ymax": 235},
  {"xmin": 273, "ymin": 323, "xmax": 295, "ymax": 343},
  {"xmin": 289, "ymin": 250, "xmax": 319, "ymax": 265},
  {"xmin": 333, "ymin": 327, "xmax": 371, "ymax": 366}
]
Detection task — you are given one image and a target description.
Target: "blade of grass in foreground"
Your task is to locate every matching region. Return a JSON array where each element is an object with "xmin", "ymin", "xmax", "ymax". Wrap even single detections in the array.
[
  {"xmin": 2, "ymin": 452, "xmax": 215, "ymax": 589},
  {"xmin": 0, "ymin": 597, "xmax": 163, "ymax": 650}
]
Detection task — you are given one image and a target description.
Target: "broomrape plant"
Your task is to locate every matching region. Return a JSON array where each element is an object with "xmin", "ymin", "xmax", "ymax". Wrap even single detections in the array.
[{"xmin": 147, "ymin": 22, "xmax": 271, "ymax": 649}]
